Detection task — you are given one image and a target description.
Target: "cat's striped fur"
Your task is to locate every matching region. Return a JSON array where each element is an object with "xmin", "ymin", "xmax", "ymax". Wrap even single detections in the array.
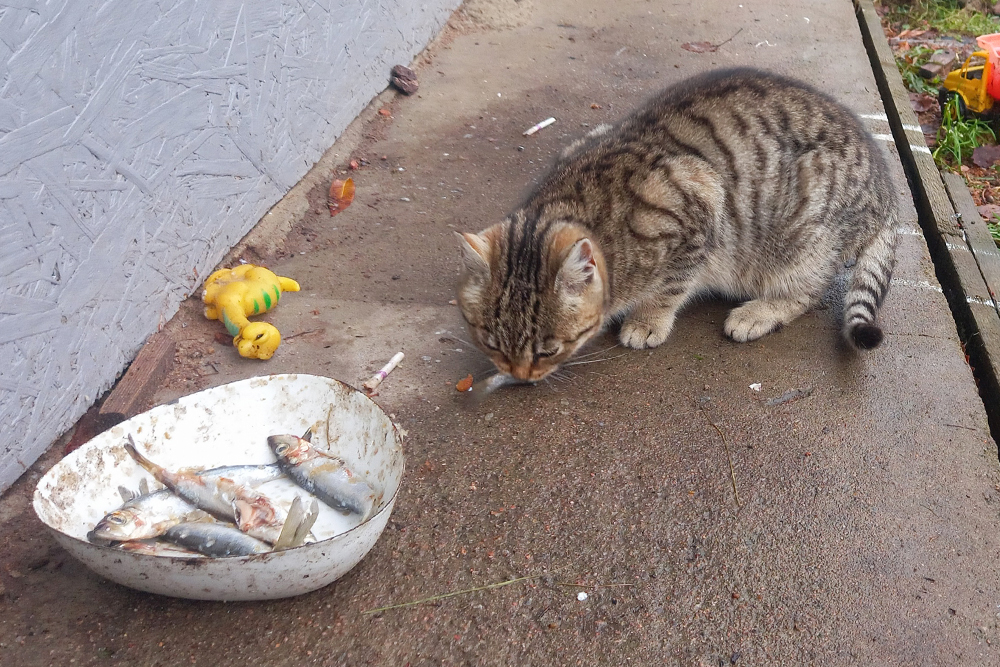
[{"xmin": 457, "ymin": 68, "xmax": 898, "ymax": 381}]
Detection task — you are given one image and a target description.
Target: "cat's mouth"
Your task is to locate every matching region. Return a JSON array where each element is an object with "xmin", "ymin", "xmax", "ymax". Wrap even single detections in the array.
[{"xmin": 494, "ymin": 358, "xmax": 560, "ymax": 382}]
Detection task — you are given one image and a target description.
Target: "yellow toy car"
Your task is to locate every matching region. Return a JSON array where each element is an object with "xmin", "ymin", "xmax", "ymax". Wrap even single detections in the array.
[{"xmin": 939, "ymin": 33, "xmax": 1000, "ymax": 118}]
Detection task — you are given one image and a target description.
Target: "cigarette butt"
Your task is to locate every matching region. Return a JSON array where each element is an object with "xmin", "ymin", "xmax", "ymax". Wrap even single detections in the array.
[
  {"xmin": 523, "ymin": 117, "xmax": 556, "ymax": 136},
  {"xmin": 363, "ymin": 352, "xmax": 404, "ymax": 394}
]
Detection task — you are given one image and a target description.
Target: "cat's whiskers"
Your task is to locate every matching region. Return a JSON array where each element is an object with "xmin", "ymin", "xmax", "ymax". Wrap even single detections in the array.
[
  {"xmin": 563, "ymin": 351, "xmax": 630, "ymax": 367},
  {"xmin": 572, "ymin": 342, "xmax": 622, "ymax": 360}
]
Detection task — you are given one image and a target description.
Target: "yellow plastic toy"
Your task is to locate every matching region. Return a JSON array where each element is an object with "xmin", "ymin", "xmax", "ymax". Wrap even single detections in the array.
[
  {"xmin": 202, "ymin": 264, "xmax": 300, "ymax": 360},
  {"xmin": 939, "ymin": 33, "xmax": 1000, "ymax": 117}
]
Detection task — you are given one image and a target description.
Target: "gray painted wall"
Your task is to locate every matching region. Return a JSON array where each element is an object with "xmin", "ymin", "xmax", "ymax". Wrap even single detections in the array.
[{"xmin": 0, "ymin": 0, "xmax": 462, "ymax": 493}]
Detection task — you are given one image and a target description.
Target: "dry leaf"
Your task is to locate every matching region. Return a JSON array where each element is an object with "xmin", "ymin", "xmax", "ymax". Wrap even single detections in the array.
[
  {"xmin": 682, "ymin": 41, "xmax": 718, "ymax": 53},
  {"xmin": 909, "ymin": 92, "xmax": 936, "ymax": 114},
  {"xmin": 978, "ymin": 203, "xmax": 1000, "ymax": 221},
  {"xmin": 328, "ymin": 177, "xmax": 355, "ymax": 216},
  {"xmin": 973, "ymin": 145, "xmax": 1000, "ymax": 169},
  {"xmin": 897, "ymin": 28, "xmax": 928, "ymax": 40},
  {"xmin": 456, "ymin": 374, "xmax": 474, "ymax": 392},
  {"xmin": 378, "ymin": 108, "xmax": 392, "ymax": 117},
  {"xmin": 390, "ymin": 65, "xmax": 419, "ymax": 95}
]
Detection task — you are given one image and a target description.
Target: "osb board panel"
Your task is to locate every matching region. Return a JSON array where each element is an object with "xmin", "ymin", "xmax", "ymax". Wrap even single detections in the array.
[{"xmin": 0, "ymin": 0, "xmax": 463, "ymax": 493}]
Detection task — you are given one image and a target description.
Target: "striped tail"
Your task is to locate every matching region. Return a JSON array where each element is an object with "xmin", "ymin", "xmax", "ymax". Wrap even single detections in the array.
[{"xmin": 842, "ymin": 223, "xmax": 897, "ymax": 350}]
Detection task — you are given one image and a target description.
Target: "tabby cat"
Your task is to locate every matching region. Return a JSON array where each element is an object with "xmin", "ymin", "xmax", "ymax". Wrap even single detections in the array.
[{"xmin": 456, "ymin": 68, "xmax": 898, "ymax": 381}]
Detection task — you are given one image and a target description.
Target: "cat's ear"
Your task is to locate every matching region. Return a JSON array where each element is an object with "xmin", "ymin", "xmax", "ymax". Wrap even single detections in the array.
[
  {"xmin": 455, "ymin": 232, "xmax": 491, "ymax": 279},
  {"xmin": 556, "ymin": 238, "xmax": 598, "ymax": 296}
]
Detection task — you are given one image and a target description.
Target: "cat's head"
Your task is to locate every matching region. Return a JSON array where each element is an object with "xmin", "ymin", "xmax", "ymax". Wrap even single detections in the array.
[{"xmin": 455, "ymin": 218, "xmax": 608, "ymax": 381}]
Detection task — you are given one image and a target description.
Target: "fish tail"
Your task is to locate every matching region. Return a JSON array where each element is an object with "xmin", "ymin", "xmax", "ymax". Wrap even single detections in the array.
[
  {"xmin": 272, "ymin": 496, "xmax": 305, "ymax": 551},
  {"xmin": 124, "ymin": 435, "xmax": 167, "ymax": 483}
]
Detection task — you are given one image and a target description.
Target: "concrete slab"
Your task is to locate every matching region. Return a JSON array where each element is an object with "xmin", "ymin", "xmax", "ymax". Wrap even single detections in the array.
[{"xmin": 2, "ymin": 0, "xmax": 1000, "ymax": 665}]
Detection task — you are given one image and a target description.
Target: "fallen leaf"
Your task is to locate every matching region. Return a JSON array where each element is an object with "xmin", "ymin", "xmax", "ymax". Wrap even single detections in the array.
[
  {"xmin": 378, "ymin": 108, "xmax": 392, "ymax": 117},
  {"xmin": 909, "ymin": 92, "xmax": 936, "ymax": 114},
  {"xmin": 390, "ymin": 64, "xmax": 419, "ymax": 95},
  {"xmin": 456, "ymin": 374, "xmax": 474, "ymax": 392},
  {"xmin": 897, "ymin": 28, "xmax": 928, "ymax": 40},
  {"xmin": 973, "ymin": 145, "xmax": 1000, "ymax": 169},
  {"xmin": 978, "ymin": 204, "xmax": 1000, "ymax": 222},
  {"xmin": 328, "ymin": 177, "xmax": 355, "ymax": 216},
  {"xmin": 682, "ymin": 41, "xmax": 718, "ymax": 53}
]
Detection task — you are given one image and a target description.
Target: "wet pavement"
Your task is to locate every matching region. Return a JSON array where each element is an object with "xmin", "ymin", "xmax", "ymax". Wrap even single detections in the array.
[{"xmin": 4, "ymin": 0, "xmax": 1000, "ymax": 665}]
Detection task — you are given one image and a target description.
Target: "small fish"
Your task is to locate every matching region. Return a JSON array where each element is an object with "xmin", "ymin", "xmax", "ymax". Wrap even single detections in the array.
[
  {"xmin": 163, "ymin": 522, "xmax": 271, "ymax": 557},
  {"xmin": 268, "ymin": 434, "xmax": 377, "ymax": 520},
  {"xmin": 92, "ymin": 462, "xmax": 284, "ymax": 543},
  {"xmin": 91, "ymin": 491, "xmax": 209, "ymax": 544},
  {"xmin": 114, "ymin": 539, "xmax": 203, "ymax": 558},
  {"xmin": 459, "ymin": 373, "xmax": 533, "ymax": 409},
  {"xmin": 124, "ymin": 436, "xmax": 290, "ymax": 544}
]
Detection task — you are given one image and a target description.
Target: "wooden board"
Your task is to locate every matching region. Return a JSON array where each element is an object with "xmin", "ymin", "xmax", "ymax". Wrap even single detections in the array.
[{"xmin": 99, "ymin": 333, "xmax": 176, "ymax": 423}]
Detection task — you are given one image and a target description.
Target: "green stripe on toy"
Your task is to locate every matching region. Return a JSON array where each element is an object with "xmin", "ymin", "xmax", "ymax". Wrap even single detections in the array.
[{"xmin": 201, "ymin": 264, "xmax": 301, "ymax": 360}]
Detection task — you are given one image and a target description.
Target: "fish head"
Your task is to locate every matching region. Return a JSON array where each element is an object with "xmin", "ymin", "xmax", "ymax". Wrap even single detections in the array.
[
  {"xmin": 267, "ymin": 434, "xmax": 313, "ymax": 465},
  {"xmin": 92, "ymin": 509, "xmax": 146, "ymax": 542}
]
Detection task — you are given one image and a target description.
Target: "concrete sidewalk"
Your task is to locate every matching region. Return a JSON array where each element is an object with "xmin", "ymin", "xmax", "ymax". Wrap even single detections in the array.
[{"xmin": 3, "ymin": 0, "xmax": 1000, "ymax": 664}]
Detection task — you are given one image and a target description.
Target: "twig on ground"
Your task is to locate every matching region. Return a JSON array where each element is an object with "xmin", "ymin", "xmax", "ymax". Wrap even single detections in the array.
[
  {"xmin": 700, "ymin": 408, "xmax": 742, "ymax": 508},
  {"xmin": 944, "ymin": 422, "xmax": 978, "ymax": 431}
]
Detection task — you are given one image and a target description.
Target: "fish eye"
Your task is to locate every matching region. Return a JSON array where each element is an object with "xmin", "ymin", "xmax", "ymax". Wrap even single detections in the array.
[
  {"xmin": 275, "ymin": 443, "xmax": 288, "ymax": 455},
  {"xmin": 108, "ymin": 514, "xmax": 126, "ymax": 525}
]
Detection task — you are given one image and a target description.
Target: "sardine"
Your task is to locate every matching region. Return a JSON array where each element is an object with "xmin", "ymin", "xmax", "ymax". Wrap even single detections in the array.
[
  {"xmin": 91, "ymin": 461, "xmax": 284, "ymax": 543},
  {"xmin": 163, "ymin": 522, "xmax": 271, "ymax": 557},
  {"xmin": 459, "ymin": 373, "xmax": 533, "ymax": 409},
  {"xmin": 114, "ymin": 538, "xmax": 203, "ymax": 558},
  {"xmin": 90, "ymin": 490, "xmax": 209, "ymax": 544},
  {"xmin": 267, "ymin": 434, "xmax": 377, "ymax": 520},
  {"xmin": 124, "ymin": 436, "xmax": 290, "ymax": 544}
]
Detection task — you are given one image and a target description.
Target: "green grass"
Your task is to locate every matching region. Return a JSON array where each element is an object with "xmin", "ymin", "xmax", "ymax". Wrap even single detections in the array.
[
  {"xmin": 988, "ymin": 220, "xmax": 1000, "ymax": 247},
  {"xmin": 895, "ymin": 44, "xmax": 943, "ymax": 95},
  {"xmin": 883, "ymin": 0, "xmax": 1000, "ymax": 36},
  {"xmin": 933, "ymin": 95, "xmax": 997, "ymax": 166}
]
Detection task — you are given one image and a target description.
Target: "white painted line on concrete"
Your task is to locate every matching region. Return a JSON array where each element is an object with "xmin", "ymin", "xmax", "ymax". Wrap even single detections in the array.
[
  {"xmin": 891, "ymin": 277, "xmax": 996, "ymax": 307},
  {"xmin": 871, "ymin": 133, "xmax": 931, "ymax": 153},
  {"xmin": 892, "ymin": 278, "xmax": 943, "ymax": 293},
  {"xmin": 860, "ymin": 113, "xmax": 922, "ymax": 133}
]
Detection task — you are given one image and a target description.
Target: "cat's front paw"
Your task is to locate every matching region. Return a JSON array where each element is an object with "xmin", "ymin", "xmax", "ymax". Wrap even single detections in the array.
[{"xmin": 620, "ymin": 315, "xmax": 672, "ymax": 349}]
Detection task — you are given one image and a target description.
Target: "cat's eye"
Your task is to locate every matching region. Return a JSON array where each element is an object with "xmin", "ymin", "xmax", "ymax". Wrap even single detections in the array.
[
  {"xmin": 535, "ymin": 343, "xmax": 562, "ymax": 359},
  {"xmin": 481, "ymin": 334, "xmax": 500, "ymax": 351}
]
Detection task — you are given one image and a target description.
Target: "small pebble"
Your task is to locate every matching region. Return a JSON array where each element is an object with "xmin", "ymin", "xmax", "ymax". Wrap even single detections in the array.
[{"xmin": 577, "ymin": 591, "xmax": 588, "ymax": 601}]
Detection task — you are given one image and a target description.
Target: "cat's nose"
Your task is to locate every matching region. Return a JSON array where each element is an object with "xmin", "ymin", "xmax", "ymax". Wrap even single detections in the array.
[{"xmin": 509, "ymin": 363, "xmax": 533, "ymax": 381}]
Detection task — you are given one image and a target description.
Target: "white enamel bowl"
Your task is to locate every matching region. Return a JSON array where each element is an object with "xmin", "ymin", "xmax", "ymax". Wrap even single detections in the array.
[{"xmin": 33, "ymin": 374, "xmax": 405, "ymax": 601}]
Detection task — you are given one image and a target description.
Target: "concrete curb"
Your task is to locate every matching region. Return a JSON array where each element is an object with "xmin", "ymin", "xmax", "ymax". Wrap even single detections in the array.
[{"xmin": 856, "ymin": 0, "xmax": 1000, "ymax": 432}]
